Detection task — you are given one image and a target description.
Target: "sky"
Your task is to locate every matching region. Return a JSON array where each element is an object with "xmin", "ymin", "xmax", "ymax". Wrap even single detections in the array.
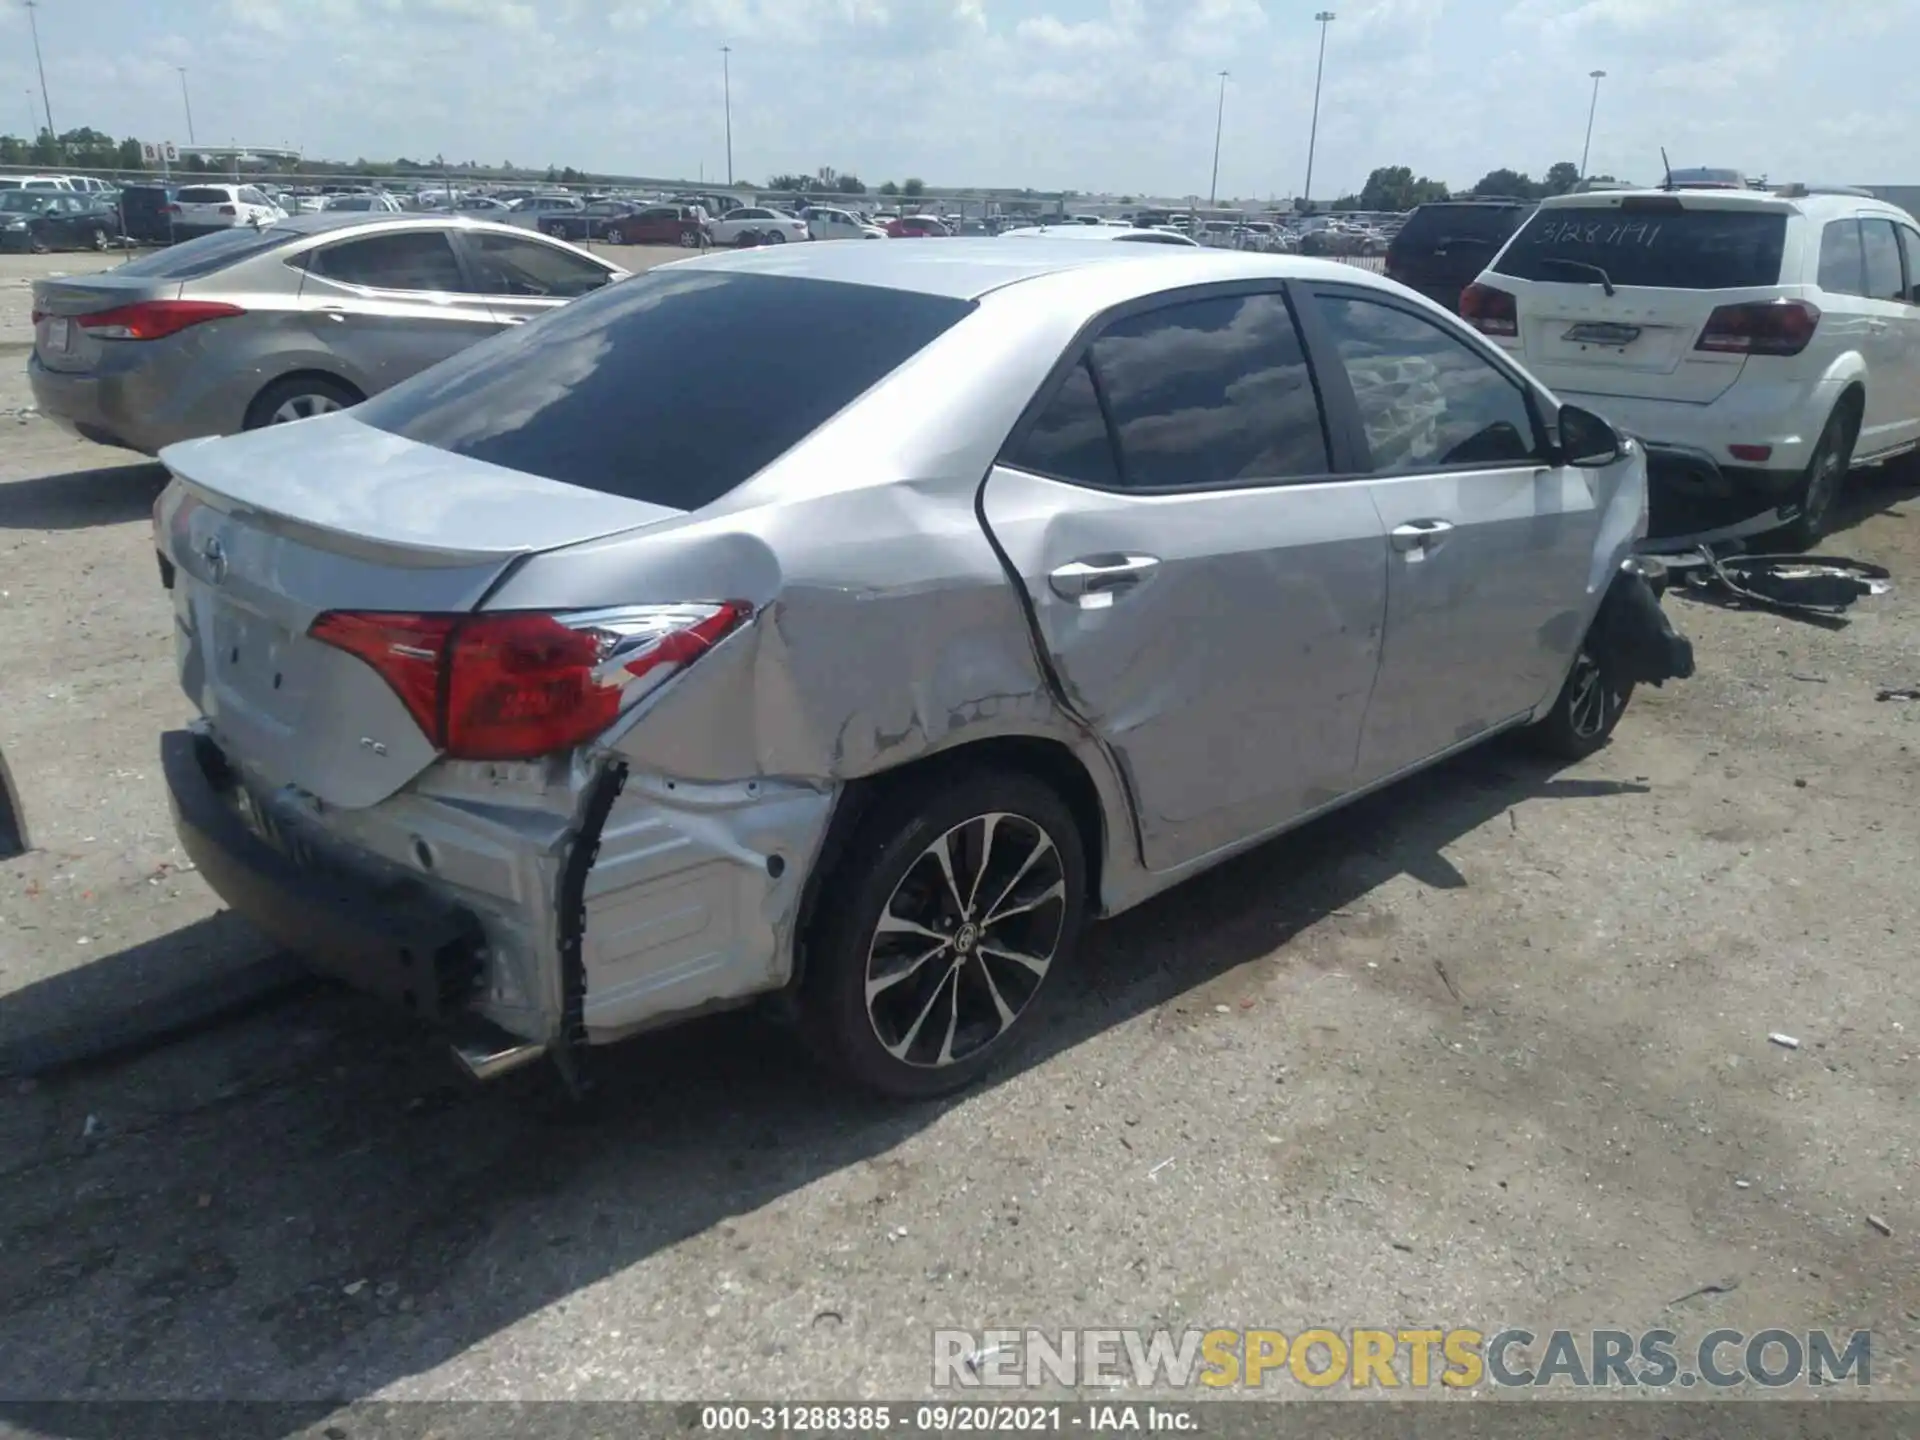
[{"xmin": 3, "ymin": 0, "xmax": 1916, "ymax": 199}]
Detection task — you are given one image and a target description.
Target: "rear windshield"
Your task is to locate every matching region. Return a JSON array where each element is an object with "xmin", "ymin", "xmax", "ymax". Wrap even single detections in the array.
[
  {"xmin": 1395, "ymin": 204, "xmax": 1531, "ymax": 248},
  {"xmin": 356, "ymin": 269, "xmax": 975, "ymax": 511},
  {"xmin": 1492, "ymin": 205, "xmax": 1787, "ymax": 289},
  {"xmin": 111, "ymin": 225, "xmax": 291, "ymax": 280},
  {"xmin": 175, "ymin": 186, "xmax": 235, "ymax": 204}
]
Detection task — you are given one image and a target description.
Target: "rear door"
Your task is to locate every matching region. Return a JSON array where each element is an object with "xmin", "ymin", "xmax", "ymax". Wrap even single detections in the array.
[
  {"xmin": 1486, "ymin": 195, "xmax": 1792, "ymax": 404},
  {"xmin": 981, "ymin": 286, "xmax": 1389, "ymax": 873},
  {"xmin": 1857, "ymin": 215, "xmax": 1919, "ymax": 457},
  {"xmin": 297, "ymin": 228, "xmax": 503, "ymax": 392},
  {"xmin": 1300, "ymin": 282, "xmax": 1604, "ymax": 783},
  {"xmin": 1894, "ymin": 218, "xmax": 1920, "ymax": 453},
  {"xmin": 453, "ymin": 228, "xmax": 618, "ymax": 325}
]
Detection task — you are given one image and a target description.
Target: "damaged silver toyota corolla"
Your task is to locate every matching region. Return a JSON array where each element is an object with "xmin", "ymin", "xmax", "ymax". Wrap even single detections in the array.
[{"xmin": 153, "ymin": 241, "xmax": 1693, "ymax": 1099}]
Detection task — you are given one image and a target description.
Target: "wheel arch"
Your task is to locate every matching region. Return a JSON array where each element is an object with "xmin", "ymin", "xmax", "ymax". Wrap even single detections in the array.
[
  {"xmin": 242, "ymin": 369, "xmax": 366, "ymax": 429},
  {"xmin": 788, "ymin": 732, "xmax": 1116, "ymax": 996}
]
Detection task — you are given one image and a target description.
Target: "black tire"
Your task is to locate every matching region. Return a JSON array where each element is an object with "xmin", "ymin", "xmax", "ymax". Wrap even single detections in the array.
[
  {"xmin": 243, "ymin": 374, "xmax": 364, "ymax": 431},
  {"xmin": 606, "ymin": 227, "xmax": 624, "ymax": 246},
  {"xmin": 545, "ymin": 222, "xmax": 567, "ymax": 238},
  {"xmin": 797, "ymin": 768, "xmax": 1088, "ymax": 1100},
  {"xmin": 90, "ymin": 227, "xmax": 110, "ymax": 252},
  {"xmin": 734, "ymin": 230, "xmax": 760, "ymax": 249},
  {"xmin": 1529, "ymin": 644, "xmax": 1632, "ymax": 761},
  {"xmin": 1776, "ymin": 402, "xmax": 1858, "ymax": 551},
  {"xmin": 766, "ymin": 229, "xmax": 787, "ymax": 244}
]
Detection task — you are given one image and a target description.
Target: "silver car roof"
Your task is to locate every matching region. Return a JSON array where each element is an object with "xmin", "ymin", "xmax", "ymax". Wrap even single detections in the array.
[{"xmin": 667, "ymin": 237, "xmax": 1395, "ymax": 301}]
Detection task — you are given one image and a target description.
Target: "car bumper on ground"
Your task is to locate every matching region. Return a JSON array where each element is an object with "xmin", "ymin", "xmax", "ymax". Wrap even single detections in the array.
[{"xmin": 162, "ymin": 728, "xmax": 486, "ymax": 1024}]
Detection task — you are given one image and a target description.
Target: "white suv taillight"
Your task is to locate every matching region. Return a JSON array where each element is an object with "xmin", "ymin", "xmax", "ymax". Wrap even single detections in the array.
[
  {"xmin": 1460, "ymin": 282, "xmax": 1518, "ymax": 337},
  {"xmin": 309, "ymin": 603, "xmax": 749, "ymax": 761},
  {"xmin": 1696, "ymin": 299, "xmax": 1820, "ymax": 357}
]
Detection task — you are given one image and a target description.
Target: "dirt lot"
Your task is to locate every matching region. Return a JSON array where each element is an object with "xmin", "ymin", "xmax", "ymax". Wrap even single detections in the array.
[{"xmin": 0, "ymin": 245, "xmax": 1916, "ymax": 1418}]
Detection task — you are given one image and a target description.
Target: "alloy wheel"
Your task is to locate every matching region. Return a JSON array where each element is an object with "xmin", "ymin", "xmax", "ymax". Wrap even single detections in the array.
[
  {"xmin": 1566, "ymin": 649, "xmax": 1609, "ymax": 740},
  {"xmin": 270, "ymin": 393, "xmax": 344, "ymax": 424},
  {"xmin": 864, "ymin": 812, "xmax": 1068, "ymax": 1069}
]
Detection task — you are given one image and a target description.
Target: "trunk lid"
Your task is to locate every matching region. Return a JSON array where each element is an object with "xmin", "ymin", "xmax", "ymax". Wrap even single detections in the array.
[
  {"xmin": 1487, "ymin": 193, "xmax": 1792, "ymax": 405},
  {"xmin": 31, "ymin": 273, "xmax": 181, "ymax": 375},
  {"xmin": 158, "ymin": 415, "xmax": 683, "ymax": 808}
]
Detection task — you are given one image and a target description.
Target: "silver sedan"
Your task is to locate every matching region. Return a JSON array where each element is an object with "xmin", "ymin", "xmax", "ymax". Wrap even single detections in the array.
[
  {"xmin": 28, "ymin": 212, "xmax": 625, "ymax": 455},
  {"xmin": 152, "ymin": 240, "xmax": 1690, "ymax": 1100}
]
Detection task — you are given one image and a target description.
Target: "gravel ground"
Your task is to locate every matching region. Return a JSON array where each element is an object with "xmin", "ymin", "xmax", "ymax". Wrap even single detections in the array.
[{"xmin": 0, "ymin": 246, "xmax": 1916, "ymax": 1420}]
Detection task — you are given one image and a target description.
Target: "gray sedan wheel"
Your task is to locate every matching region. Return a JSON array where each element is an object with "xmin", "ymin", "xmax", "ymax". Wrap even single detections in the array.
[
  {"xmin": 766, "ymin": 229, "xmax": 787, "ymax": 244},
  {"xmin": 243, "ymin": 375, "xmax": 364, "ymax": 431},
  {"xmin": 799, "ymin": 768, "xmax": 1087, "ymax": 1099}
]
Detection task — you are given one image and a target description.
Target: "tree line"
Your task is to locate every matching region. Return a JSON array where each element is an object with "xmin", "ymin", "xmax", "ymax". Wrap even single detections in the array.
[{"xmin": 1326, "ymin": 160, "xmax": 1609, "ymax": 211}]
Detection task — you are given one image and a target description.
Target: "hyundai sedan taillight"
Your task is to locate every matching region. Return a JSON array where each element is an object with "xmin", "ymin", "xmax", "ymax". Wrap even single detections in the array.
[
  {"xmin": 309, "ymin": 604, "xmax": 750, "ymax": 761},
  {"xmin": 76, "ymin": 300, "xmax": 246, "ymax": 340}
]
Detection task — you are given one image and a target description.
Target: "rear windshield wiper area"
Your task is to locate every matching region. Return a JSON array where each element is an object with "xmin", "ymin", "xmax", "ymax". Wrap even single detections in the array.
[{"xmin": 1537, "ymin": 257, "xmax": 1617, "ymax": 297}]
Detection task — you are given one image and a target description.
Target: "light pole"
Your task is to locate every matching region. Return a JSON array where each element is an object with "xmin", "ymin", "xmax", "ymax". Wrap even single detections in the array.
[
  {"xmin": 720, "ymin": 45, "xmax": 733, "ymax": 187},
  {"xmin": 1302, "ymin": 10, "xmax": 1335, "ymax": 210},
  {"xmin": 1207, "ymin": 69, "xmax": 1229, "ymax": 208},
  {"xmin": 1579, "ymin": 68, "xmax": 1606, "ymax": 179},
  {"xmin": 177, "ymin": 66, "xmax": 196, "ymax": 145},
  {"xmin": 24, "ymin": 89, "xmax": 35, "ymax": 141},
  {"xmin": 24, "ymin": 0, "xmax": 55, "ymax": 139}
]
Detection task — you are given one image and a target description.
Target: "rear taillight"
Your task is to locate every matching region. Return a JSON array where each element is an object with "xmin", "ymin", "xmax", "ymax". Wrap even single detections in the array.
[
  {"xmin": 1460, "ymin": 282, "xmax": 1518, "ymax": 337},
  {"xmin": 218, "ymin": 204, "xmax": 236, "ymax": 215},
  {"xmin": 309, "ymin": 604, "xmax": 750, "ymax": 761},
  {"xmin": 1696, "ymin": 299, "xmax": 1819, "ymax": 357},
  {"xmin": 76, "ymin": 300, "xmax": 246, "ymax": 341},
  {"xmin": 166, "ymin": 203, "xmax": 181, "ymax": 215}
]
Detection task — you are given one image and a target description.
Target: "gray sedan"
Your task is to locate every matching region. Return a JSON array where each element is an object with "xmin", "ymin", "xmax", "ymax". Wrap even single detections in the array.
[
  {"xmin": 28, "ymin": 213, "xmax": 626, "ymax": 455},
  {"xmin": 152, "ymin": 241, "xmax": 1690, "ymax": 1100}
]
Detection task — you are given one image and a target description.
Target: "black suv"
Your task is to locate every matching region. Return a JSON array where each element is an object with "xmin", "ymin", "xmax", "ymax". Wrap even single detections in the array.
[{"xmin": 1385, "ymin": 198, "xmax": 1535, "ymax": 313}]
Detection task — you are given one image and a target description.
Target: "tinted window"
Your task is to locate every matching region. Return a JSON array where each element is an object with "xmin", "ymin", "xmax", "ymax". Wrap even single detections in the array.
[
  {"xmin": 356, "ymin": 270, "xmax": 974, "ymax": 510},
  {"xmin": 1085, "ymin": 292, "xmax": 1329, "ymax": 489},
  {"xmin": 1492, "ymin": 206, "xmax": 1786, "ymax": 289},
  {"xmin": 1898, "ymin": 226, "xmax": 1920, "ymax": 303},
  {"xmin": 1006, "ymin": 358, "xmax": 1120, "ymax": 487},
  {"xmin": 463, "ymin": 231, "xmax": 610, "ymax": 298},
  {"xmin": 175, "ymin": 186, "xmax": 234, "ymax": 204},
  {"xmin": 1395, "ymin": 203, "xmax": 1531, "ymax": 249},
  {"xmin": 640, "ymin": 208, "xmax": 677, "ymax": 222},
  {"xmin": 114, "ymin": 225, "xmax": 293, "ymax": 280},
  {"xmin": 1315, "ymin": 294, "xmax": 1541, "ymax": 471},
  {"xmin": 1862, "ymin": 219, "xmax": 1905, "ymax": 303},
  {"xmin": 1817, "ymin": 220, "xmax": 1866, "ymax": 296},
  {"xmin": 308, "ymin": 231, "xmax": 464, "ymax": 290}
]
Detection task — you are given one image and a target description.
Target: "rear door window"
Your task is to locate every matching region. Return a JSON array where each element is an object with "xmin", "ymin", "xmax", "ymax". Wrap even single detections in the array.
[
  {"xmin": 175, "ymin": 186, "xmax": 234, "ymax": 205},
  {"xmin": 1896, "ymin": 224, "xmax": 1920, "ymax": 303},
  {"xmin": 1078, "ymin": 291, "xmax": 1331, "ymax": 489},
  {"xmin": 1817, "ymin": 219, "xmax": 1867, "ymax": 295},
  {"xmin": 355, "ymin": 270, "xmax": 975, "ymax": 510},
  {"xmin": 307, "ymin": 231, "xmax": 465, "ymax": 291},
  {"xmin": 1492, "ymin": 205, "xmax": 1787, "ymax": 289},
  {"xmin": 1861, "ymin": 219, "xmax": 1905, "ymax": 303},
  {"xmin": 1005, "ymin": 358, "xmax": 1121, "ymax": 488},
  {"xmin": 461, "ymin": 231, "xmax": 611, "ymax": 298}
]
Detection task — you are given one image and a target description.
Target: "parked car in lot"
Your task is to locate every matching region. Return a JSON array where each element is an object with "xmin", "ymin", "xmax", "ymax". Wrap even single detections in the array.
[
  {"xmin": 0, "ymin": 190, "xmax": 122, "ymax": 253},
  {"xmin": 535, "ymin": 198, "xmax": 645, "ymax": 242},
  {"xmin": 597, "ymin": 203, "xmax": 711, "ymax": 248},
  {"xmin": 116, "ymin": 183, "xmax": 177, "ymax": 245},
  {"xmin": 169, "ymin": 182, "xmax": 287, "ymax": 238},
  {"xmin": 803, "ymin": 205, "xmax": 886, "ymax": 240},
  {"xmin": 323, "ymin": 192, "xmax": 404, "ymax": 213},
  {"xmin": 709, "ymin": 206, "xmax": 810, "ymax": 247},
  {"xmin": 1385, "ymin": 198, "xmax": 1535, "ymax": 312},
  {"xmin": 148, "ymin": 240, "xmax": 1686, "ymax": 1100},
  {"xmin": 1000, "ymin": 223, "xmax": 1199, "ymax": 247},
  {"xmin": 507, "ymin": 194, "xmax": 585, "ymax": 231},
  {"xmin": 455, "ymin": 195, "xmax": 513, "ymax": 213},
  {"xmin": 887, "ymin": 214, "xmax": 950, "ymax": 238},
  {"xmin": 29, "ymin": 213, "xmax": 625, "ymax": 455},
  {"xmin": 1465, "ymin": 184, "xmax": 1920, "ymax": 546}
]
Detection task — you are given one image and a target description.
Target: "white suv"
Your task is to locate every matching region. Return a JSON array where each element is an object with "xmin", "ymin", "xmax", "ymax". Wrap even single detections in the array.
[
  {"xmin": 1464, "ymin": 185, "xmax": 1920, "ymax": 544},
  {"xmin": 169, "ymin": 182, "xmax": 286, "ymax": 237}
]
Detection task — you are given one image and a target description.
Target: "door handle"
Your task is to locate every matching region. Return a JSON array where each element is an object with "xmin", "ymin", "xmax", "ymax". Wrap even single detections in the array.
[
  {"xmin": 1048, "ymin": 553, "xmax": 1160, "ymax": 607},
  {"xmin": 318, "ymin": 307, "xmax": 349, "ymax": 323},
  {"xmin": 1390, "ymin": 519, "xmax": 1455, "ymax": 552}
]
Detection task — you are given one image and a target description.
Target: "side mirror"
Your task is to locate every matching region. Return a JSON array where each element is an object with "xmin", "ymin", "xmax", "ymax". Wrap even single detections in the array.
[{"xmin": 1559, "ymin": 403, "xmax": 1624, "ymax": 467}]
